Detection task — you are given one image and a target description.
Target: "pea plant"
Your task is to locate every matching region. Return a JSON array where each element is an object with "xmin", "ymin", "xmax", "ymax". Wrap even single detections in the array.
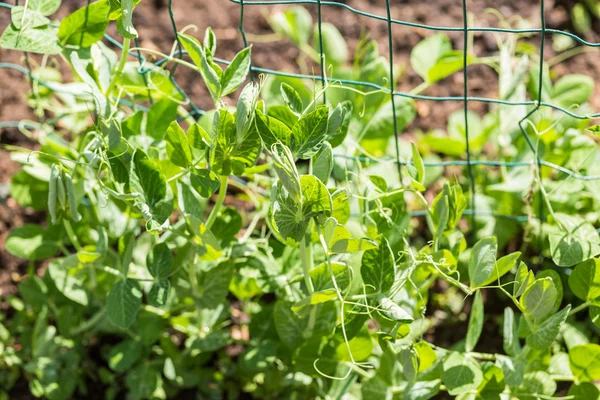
[{"xmin": 2, "ymin": 1, "xmax": 600, "ymax": 399}]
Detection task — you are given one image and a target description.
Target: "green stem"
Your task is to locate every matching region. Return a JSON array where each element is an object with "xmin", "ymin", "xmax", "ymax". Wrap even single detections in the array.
[
  {"xmin": 299, "ymin": 237, "xmax": 314, "ymax": 294},
  {"xmin": 71, "ymin": 308, "xmax": 106, "ymax": 336},
  {"xmin": 206, "ymin": 175, "xmax": 228, "ymax": 229},
  {"xmin": 63, "ymin": 219, "xmax": 82, "ymax": 252},
  {"xmin": 106, "ymin": 38, "xmax": 131, "ymax": 97},
  {"xmin": 569, "ymin": 301, "xmax": 591, "ymax": 316}
]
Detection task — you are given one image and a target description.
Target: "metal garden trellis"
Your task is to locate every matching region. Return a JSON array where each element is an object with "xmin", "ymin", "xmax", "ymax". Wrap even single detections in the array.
[{"xmin": 1, "ymin": 0, "xmax": 600, "ymax": 235}]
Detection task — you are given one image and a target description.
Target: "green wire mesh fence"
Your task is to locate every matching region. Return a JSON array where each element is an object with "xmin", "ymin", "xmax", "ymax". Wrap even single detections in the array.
[{"xmin": 1, "ymin": 0, "xmax": 600, "ymax": 233}]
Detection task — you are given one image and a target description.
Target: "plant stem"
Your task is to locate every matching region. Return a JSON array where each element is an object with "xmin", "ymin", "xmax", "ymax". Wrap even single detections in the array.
[
  {"xmin": 299, "ymin": 237, "xmax": 314, "ymax": 294},
  {"xmin": 63, "ymin": 219, "xmax": 82, "ymax": 252},
  {"xmin": 206, "ymin": 175, "xmax": 228, "ymax": 229},
  {"xmin": 106, "ymin": 38, "xmax": 131, "ymax": 97},
  {"xmin": 71, "ymin": 308, "xmax": 106, "ymax": 336},
  {"xmin": 569, "ymin": 301, "xmax": 591, "ymax": 316}
]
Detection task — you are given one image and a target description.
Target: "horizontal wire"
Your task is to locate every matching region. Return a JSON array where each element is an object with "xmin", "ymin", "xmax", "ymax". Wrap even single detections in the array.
[{"xmin": 228, "ymin": 0, "xmax": 600, "ymax": 47}]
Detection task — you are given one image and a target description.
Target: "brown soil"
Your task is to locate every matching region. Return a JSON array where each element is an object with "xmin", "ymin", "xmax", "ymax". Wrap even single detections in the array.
[{"xmin": 0, "ymin": 0, "xmax": 599, "ymax": 307}]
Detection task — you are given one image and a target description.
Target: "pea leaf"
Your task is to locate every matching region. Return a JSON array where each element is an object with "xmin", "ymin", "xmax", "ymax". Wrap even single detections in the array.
[
  {"xmin": 312, "ymin": 141, "xmax": 333, "ymax": 183},
  {"xmin": 274, "ymin": 301, "xmax": 306, "ymax": 348},
  {"xmin": 442, "ymin": 352, "xmax": 483, "ymax": 396},
  {"xmin": 147, "ymin": 98, "xmax": 179, "ymax": 140},
  {"xmin": 116, "ymin": 0, "xmax": 137, "ymax": 39},
  {"xmin": 58, "ymin": 0, "xmax": 110, "ymax": 47},
  {"xmin": 569, "ymin": 344, "xmax": 600, "ymax": 382},
  {"xmin": 130, "ymin": 149, "xmax": 173, "ymax": 225},
  {"xmin": 291, "ymin": 105, "xmax": 329, "ymax": 159},
  {"xmin": 520, "ymin": 278, "xmax": 557, "ymax": 322},
  {"xmin": 378, "ymin": 297, "xmax": 413, "ymax": 323},
  {"xmin": 148, "ymin": 280, "xmax": 170, "ymax": 307},
  {"xmin": 108, "ymin": 340, "xmax": 142, "ymax": 373},
  {"xmin": 178, "ymin": 33, "xmax": 221, "ymax": 103},
  {"xmin": 255, "ymin": 110, "xmax": 292, "ymax": 148},
  {"xmin": 221, "ymin": 47, "xmax": 251, "ymax": 96},
  {"xmin": 360, "ymin": 237, "xmax": 395, "ymax": 293},
  {"xmin": 569, "ymin": 259, "xmax": 600, "ymax": 303},
  {"xmin": 190, "ymin": 168, "xmax": 220, "ymax": 198},
  {"xmin": 300, "ymin": 175, "xmax": 332, "ymax": 221},
  {"xmin": 478, "ymin": 251, "xmax": 521, "ymax": 288},
  {"xmin": 322, "ymin": 218, "xmax": 377, "ymax": 254},
  {"xmin": 1, "ymin": 22, "xmax": 61, "ymax": 54},
  {"xmin": 281, "ymin": 83, "xmax": 304, "ymax": 114},
  {"xmin": 503, "ymin": 307, "xmax": 520, "ymax": 356},
  {"xmin": 548, "ymin": 213, "xmax": 600, "ymax": 267},
  {"xmin": 270, "ymin": 6, "xmax": 312, "ymax": 44},
  {"xmin": 313, "ymin": 22, "xmax": 347, "ymax": 66},
  {"xmin": 527, "ymin": 305, "xmax": 571, "ymax": 349},
  {"xmin": 48, "ymin": 256, "xmax": 88, "ymax": 306},
  {"xmin": 6, "ymin": 224, "xmax": 58, "ymax": 261},
  {"xmin": 271, "ymin": 143, "xmax": 301, "ymax": 199},
  {"xmin": 146, "ymin": 243, "xmax": 173, "ymax": 280},
  {"xmin": 465, "ymin": 291, "xmax": 484, "ymax": 352},
  {"xmin": 469, "ymin": 236, "xmax": 498, "ymax": 288},
  {"xmin": 107, "ymin": 279, "xmax": 143, "ymax": 329},
  {"xmin": 410, "ymin": 34, "xmax": 452, "ymax": 82},
  {"xmin": 11, "ymin": 6, "xmax": 51, "ymax": 29},
  {"xmin": 166, "ymin": 121, "xmax": 193, "ymax": 168},
  {"xmin": 360, "ymin": 98, "xmax": 416, "ymax": 140}
]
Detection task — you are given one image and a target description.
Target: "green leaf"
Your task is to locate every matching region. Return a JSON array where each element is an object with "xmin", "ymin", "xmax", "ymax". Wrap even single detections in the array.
[
  {"xmin": 322, "ymin": 218, "xmax": 377, "ymax": 254},
  {"xmin": 255, "ymin": 110, "xmax": 292, "ymax": 148},
  {"xmin": 587, "ymin": 125, "xmax": 600, "ymax": 135},
  {"xmin": 58, "ymin": 0, "xmax": 110, "ymax": 47},
  {"xmin": 527, "ymin": 305, "xmax": 571, "ymax": 349},
  {"xmin": 48, "ymin": 256, "xmax": 88, "ymax": 306},
  {"xmin": 272, "ymin": 188, "xmax": 307, "ymax": 243},
  {"xmin": 300, "ymin": 175, "xmax": 332, "ymax": 220},
  {"xmin": 118, "ymin": 232, "xmax": 135, "ymax": 275},
  {"xmin": 427, "ymin": 50, "xmax": 473, "ymax": 83},
  {"xmin": 130, "ymin": 148, "xmax": 173, "ymax": 224},
  {"xmin": 407, "ymin": 142, "xmax": 425, "ymax": 191},
  {"xmin": 187, "ymin": 217, "xmax": 223, "ymax": 261},
  {"xmin": 6, "ymin": 224, "xmax": 58, "ymax": 261},
  {"xmin": 116, "ymin": 0, "xmax": 137, "ymax": 39},
  {"xmin": 404, "ymin": 380, "xmax": 441, "ymax": 400},
  {"xmin": 211, "ymin": 108, "xmax": 261, "ymax": 176},
  {"xmin": 313, "ymin": 22, "xmax": 347, "ymax": 65},
  {"xmin": 188, "ymin": 123, "xmax": 210, "ymax": 150},
  {"xmin": 410, "ymin": 34, "xmax": 452, "ymax": 82},
  {"xmin": 236, "ymin": 83, "xmax": 259, "ymax": 142},
  {"xmin": 442, "ymin": 352, "xmax": 483, "ymax": 396},
  {"xmin": 361, "ymin": 237, "xmax": 395, "ymax": 293},
  {"xmin": 552, "ymin": 74, "xmax": 594, "ymax": 108},
  {"xmin": 11, "ymin": 6, "xmax": 50, "ymax": 29},
  {"xmin": 274, "ymin": 301, "xmax": 306, "ymax": 348},
  {"xmin": 569, "ymin": 344, "xmax": 600, "ymax": 382},
  {"xmin": 108, "ymin": 339, "xmax": 142, "ymax": 373},
  {"xmin": 307, "ymin": 261, "xmax": 351, "ymax": 293},
  {"xmin": 281, "ymin": 83, "xmax": 304, "ymax": 114},
  {"xmin": 148, "ymin": 280, "xmax": 170, "ymax": 307},
  {"xmin": 147, "ymin": 98, "xmax": 179, "ymax": 140},
  {"xmin": 516, "ymin": 371, "xmax": 557, "ymax": 399},
  {"xmin": 271, "ymin": 143, "xmax": 301, "ymax": 199},
  {"xmin": 165, "ymin": 121, "xmax": 193, "ymax": 168},
  {"xmin": 478, "ymin": 251, "xmax": 521, "ymax": 288},
  {"xmin": 378, "ymin": 297, "xmax": 413, "ymax": 323},
  {"xmin": 465, "ymin": 291, "xmax": 484, "ymax": 352},
  {"xmin": 190, "ymin": 168, "xmax": 220, "ymax": 198},
  {"xmin": 1, "ymin": 23, "xmax": 61, "ymax": 54},
  {"xmin": 548, "ymin": 213, "xmax": 600, "ymax": 267},
  {"xmin": 468, "ymin": 236, "xmax": 498, "ymax": 288},
  {"xmin": 291, "ymin": 106, "xmax": 329, "ymax": 159},
  {"xmin": 568, "ymin": 382, "xmax": 600, "ymax": 400},
  {"xmin": 569, "ymin": 259, "xmax": 600, "ymax": 303},
  {"xmin": 107, "ymin": 279, "xmax": 142, "ymax": 329},
  {"xmin": 270, "ymin": 6, "xmax": 312, "ymax": 44},
  {"xmin": 197, "ymin": 262, "xmax": 233, "ymax": 308},
  {"xmin": 361, "ymin": 98, "xmax": 416, "ymax": 140},
  {"xmin": 431, "ymin": 181, "xmax": 466, "ymax": 234},
  {"xmin": 313, "ymin": 141, "xmax": 333, "ymax": 183},
  {"xmin": 520, "ymin": 278, "xmax": 557, "ymax": 322},
  {"xmin": 146, "ymin": 243, "xmax": 173, "ymax": 280},
  {"xmin": 178, "ymin": 33, "xmax": 221, "ymax": 103},
  {"xmin": 70, "ymin": 50, "xmax": 108, "ymax": 116},
  {"xmin": 495, "ymin": 354, "xmax": 525, "ymax": 387},
  {"xmin": 29, "ymin": 0, "xmax": 61, "ymax": 15},
  {"xmin": 221, "ymin": 47, "xmax": 251, "ymax": 96},
  {"xmin": 536, "ymin": 269, "xmax": 563, "ymax": 314},
  {"xmin": 503, "ymin": 308, "xmax": 520, "ymax": 356}
]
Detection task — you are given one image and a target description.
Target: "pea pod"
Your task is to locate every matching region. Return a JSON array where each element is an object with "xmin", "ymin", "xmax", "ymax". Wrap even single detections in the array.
[
  {"xmin": 48, "ymin": 164, "xmax": 60, "ymax": 224},
  {"xmin": 64, "ymin": 172, "xmax": 82, "ymax": 222}
]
